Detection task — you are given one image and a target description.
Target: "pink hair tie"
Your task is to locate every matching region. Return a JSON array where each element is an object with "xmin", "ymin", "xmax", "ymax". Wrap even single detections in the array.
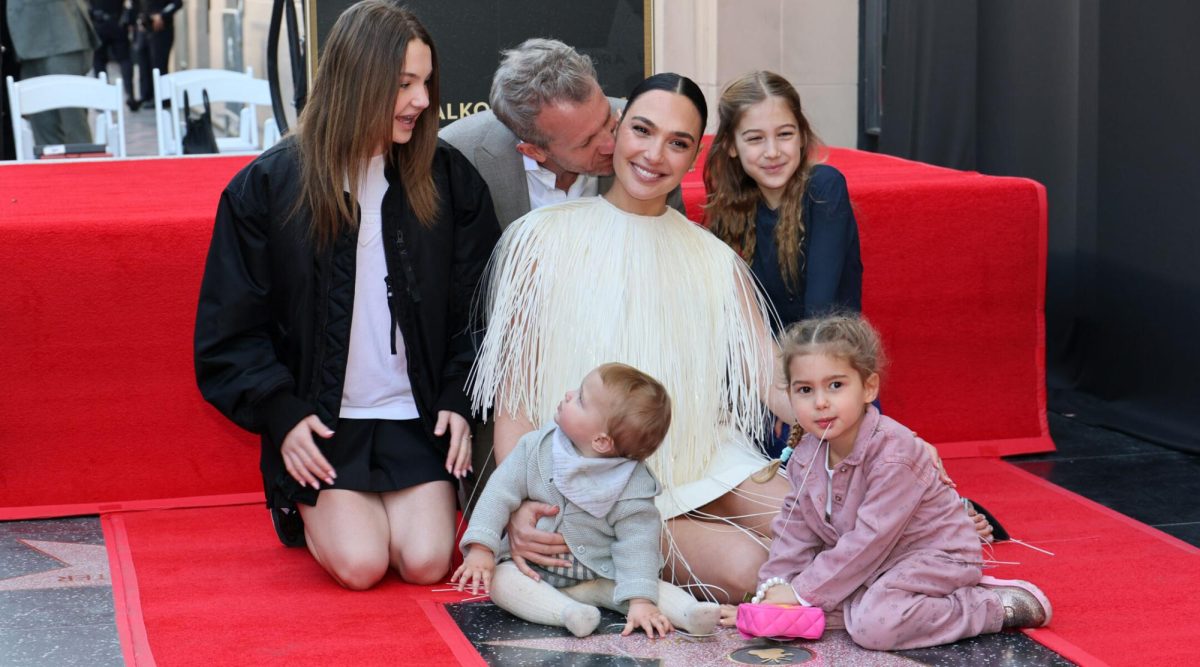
[{"xmin": 735, "ymin": 603, "xmax": 826, "ymax": 640}]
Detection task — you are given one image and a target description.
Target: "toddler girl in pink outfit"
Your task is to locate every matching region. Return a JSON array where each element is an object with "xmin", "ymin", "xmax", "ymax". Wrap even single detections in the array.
[{"xmin": 749, "ymin": 314, "xmax": 1050, "ymax": 650}]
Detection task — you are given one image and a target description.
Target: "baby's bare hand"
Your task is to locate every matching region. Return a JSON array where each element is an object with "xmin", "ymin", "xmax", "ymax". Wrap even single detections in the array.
[
  {"xmin": 450, "ymin": 549, "xmax": 494, "ymax": 594},
  {"xmin": 623, "ymin": 600, "xmax": 673, "ymax": 638}
]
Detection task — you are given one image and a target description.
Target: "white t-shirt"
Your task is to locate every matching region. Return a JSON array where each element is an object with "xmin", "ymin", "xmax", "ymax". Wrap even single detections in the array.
[
  {"xmin": 340, "ymin": 154, "xmax": 419, "ymax": 419},
  {"xmin": 522, "ymin": 151, "xmax": 599, "ymax": 210}
]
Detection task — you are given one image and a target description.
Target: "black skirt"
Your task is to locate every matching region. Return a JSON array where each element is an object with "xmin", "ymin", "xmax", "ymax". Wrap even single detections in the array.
[{"xmin": 277, "ymin": 418, "xmax": 455, "ymax": 507}]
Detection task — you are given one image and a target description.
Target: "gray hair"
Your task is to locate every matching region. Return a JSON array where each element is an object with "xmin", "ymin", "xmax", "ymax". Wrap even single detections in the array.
[{"xmin": 489, "ymin": 38, "xmax": 599, "ymax": 148}]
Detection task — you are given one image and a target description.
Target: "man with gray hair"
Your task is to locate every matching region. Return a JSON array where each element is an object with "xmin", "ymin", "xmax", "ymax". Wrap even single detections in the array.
[{"xmin": 441, "ymin": 38, "xmax": 684, "ymax": 228}]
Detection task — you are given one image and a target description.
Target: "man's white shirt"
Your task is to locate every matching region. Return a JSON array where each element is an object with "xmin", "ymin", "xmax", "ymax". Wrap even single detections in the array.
[{"xmin": 522, "ymin": 152, "xmax": 600, "ymax": 209}]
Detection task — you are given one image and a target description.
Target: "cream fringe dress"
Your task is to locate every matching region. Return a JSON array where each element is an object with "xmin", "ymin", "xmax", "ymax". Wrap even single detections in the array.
[{"xmin": 469, "ymin": 196, "xmax": 777, "ymax": 520}]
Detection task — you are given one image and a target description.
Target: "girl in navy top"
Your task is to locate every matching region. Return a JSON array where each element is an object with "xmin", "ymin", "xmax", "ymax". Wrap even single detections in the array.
[
  {"xmin": 705, "ymin": 70, "xmax": 863, "ymax": 458},
  {"xmin": 704, "ymin": 70, "xmax": 862, "ymax": 330}
]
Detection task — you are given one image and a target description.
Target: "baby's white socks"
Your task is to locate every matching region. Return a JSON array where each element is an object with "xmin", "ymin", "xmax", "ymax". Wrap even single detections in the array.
[
  {"xmin": 489, "ymin": 562, "xmax": 719, "ymax": 637},
  {"xmin": 561, "ymin": 578, "xmax": 719, "ymax": 634},
  {"xmin": 489, "ymin": 561, "xmax": 601, "ymax": 637}
]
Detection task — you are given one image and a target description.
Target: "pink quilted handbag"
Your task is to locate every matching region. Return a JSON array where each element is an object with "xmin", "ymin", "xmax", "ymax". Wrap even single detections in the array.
[{"xmin": 735, "ymin": 603, "xmax": 826, "ymax": 640}]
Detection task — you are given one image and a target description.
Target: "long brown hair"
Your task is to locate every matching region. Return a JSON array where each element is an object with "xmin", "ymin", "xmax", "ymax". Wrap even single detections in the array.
[
  {"xmin": 295, "ymin": 0, "xmax": 440, "ymax": 248},
  {"xmin": 705, "ymin": 71, "xmax": 820, "ymax": 291}
]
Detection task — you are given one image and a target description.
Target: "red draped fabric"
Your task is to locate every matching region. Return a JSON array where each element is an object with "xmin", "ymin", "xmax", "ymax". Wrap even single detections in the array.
[{"xmin": 0, "ymin": 147, "xmax": 1049, "ymax": 515}]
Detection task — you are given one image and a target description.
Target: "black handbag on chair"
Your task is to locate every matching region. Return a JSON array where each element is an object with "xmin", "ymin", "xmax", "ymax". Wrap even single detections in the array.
[{"xmin": 181, "ymin": 89, "xmax": 220, "ymax": 155}]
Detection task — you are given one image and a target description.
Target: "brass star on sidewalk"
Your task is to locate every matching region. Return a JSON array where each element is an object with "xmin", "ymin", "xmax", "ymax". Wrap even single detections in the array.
[
  {"xmin": 482, "ymin": 626, "xmax": 919, "ymax": 666},
  {"xmin": 0, "ymin": 540, "xmax": 110, "ymax": 591}
]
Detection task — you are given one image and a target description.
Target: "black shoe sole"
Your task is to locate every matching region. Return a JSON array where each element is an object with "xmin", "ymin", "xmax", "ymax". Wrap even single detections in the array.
[{"xmin": 271, "ymin": 506, "xmax": 307, "ymax": 548}]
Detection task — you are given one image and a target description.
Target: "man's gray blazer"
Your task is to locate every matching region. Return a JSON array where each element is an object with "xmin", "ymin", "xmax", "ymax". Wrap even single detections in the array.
[
  {"xmin": 6, "ymin": 0, "xmax": 98, "ymax": 62},
  {"xmin": 440, "ymin": 99, "xmax": 687, "ymax": 229}
]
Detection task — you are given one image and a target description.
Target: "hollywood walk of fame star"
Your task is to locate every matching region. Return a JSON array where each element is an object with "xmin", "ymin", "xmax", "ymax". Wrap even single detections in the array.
[
  {"xmin": 0, "ymin": 540, "xmax": 110, "ymax": 591},
  {"xmin": 447, "ymin": 599, "xmax": 933, "ymax": 666},
  {"xmin": 481, "ymin": 624, "xmax": 921, "ymax": 666}
]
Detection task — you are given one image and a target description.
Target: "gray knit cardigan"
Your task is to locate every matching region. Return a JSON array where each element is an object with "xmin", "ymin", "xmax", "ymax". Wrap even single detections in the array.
[{"xmin": 460, "ymin": 423, "xmax": 664, "ymax": 604}]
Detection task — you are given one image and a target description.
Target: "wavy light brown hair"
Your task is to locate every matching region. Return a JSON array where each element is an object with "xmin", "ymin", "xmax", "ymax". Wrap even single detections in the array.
[
  {"xmin": 780, "ymin": 313, "xmax": 887, "ymax": 387},
  {"xmin": 705, "ymin": 71, "xmax": 821, "ymax": 292},
  {"xmin": 296, "ymin": 0, "xmax": 440, "ymax": 248},
  {"xmin": 596, "ymin": 363, "xmax": 672, "ymax": 462}
]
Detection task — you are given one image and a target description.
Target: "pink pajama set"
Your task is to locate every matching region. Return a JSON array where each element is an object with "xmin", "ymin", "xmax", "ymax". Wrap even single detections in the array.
[{"xmin": 760, "ymin": 407, "xmax": 1005, "ymax": 650}]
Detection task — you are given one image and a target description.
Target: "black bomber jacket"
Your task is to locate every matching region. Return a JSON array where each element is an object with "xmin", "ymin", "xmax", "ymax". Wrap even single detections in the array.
[{"xmin": 194, "ymin": 137, "xmax": 500, "ymax": 493}]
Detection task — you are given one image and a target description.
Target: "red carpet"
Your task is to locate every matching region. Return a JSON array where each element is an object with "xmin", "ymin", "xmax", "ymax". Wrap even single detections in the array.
[
  {"xmin": 1, "ymin": 148, "xmax": 1049, "ymax": 517},
  {"xmin": 103, "ymin": 504, "xmax": 482, "ymax": 667},
  {"xmin": 102, "ymin": 459, "xmax": 1198, "ymax": 667},
  {"xmin": 947, "ymin": 458, "xmax": 1200, "ymax": 667},
  {"xmin": 0, "ymin": 156, "xmax": 262, "ymax": 514}
]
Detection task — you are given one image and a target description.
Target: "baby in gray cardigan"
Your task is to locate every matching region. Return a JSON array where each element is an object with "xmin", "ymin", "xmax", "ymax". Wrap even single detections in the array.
[{"xmin": 452, "ymin": 363, "xmax": 719, "ymax": 637}]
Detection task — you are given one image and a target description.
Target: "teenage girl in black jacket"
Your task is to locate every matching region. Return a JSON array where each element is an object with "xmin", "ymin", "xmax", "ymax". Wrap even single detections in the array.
[{"xmin": 195, "ymin": 0, "xmax": 500, "ymax": 590}]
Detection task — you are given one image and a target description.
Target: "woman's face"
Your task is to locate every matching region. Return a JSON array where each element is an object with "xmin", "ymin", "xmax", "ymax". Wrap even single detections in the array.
[
  {"xmin": 729, "ymin": 96, "xmax": 803, "ymax": 209},
  {"xmin": 392, "ymin": 39, "xmax": 433, "ymax": 145},
  {"xmin": 606, "ymin": 89, "xmax": 702, "ymax": 216}
]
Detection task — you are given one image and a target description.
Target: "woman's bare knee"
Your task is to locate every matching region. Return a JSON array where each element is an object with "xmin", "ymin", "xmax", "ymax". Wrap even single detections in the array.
[
  {"xmin": 322, "ymin": 549, "xmax": 389, "ymax": 590},
  {"xmin": 396, "ymin": 552, "xmax": 451, "ymax": 585},
  {"xmin": 391, "ymin": 541, "xmax": 452, "ymax": 585},
  {"xmin": 298, "ymin": 489, "xmax": 390, "ymax": 589},
  {"xmin": 695, "ymin": 553, "xmax": 762, "ymax": 603},
  {"xmin": 726, "ymin": 554, "xmax": 766, "ymax": 596},
  {"xmin": 381, "ymin": 482, "xmax": 455, "ymax": 584}
]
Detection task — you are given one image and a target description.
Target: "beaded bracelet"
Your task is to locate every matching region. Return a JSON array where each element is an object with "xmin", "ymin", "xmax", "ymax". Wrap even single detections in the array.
[{"xmin": 750, "ymin": 576, "xmax": 789, "ymax": 604}]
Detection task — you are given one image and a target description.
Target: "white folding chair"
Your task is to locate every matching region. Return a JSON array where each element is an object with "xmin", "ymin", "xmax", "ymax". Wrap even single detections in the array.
[
  {"xmin": 154, "ymin": 67, "xmax": 280, "ymax": 156},
  {"xmin": 153, "ymin": 68, "xmax": 236, "ymax": 156},
  {"xmin": 5, "ymin": 73, "xmax": 126, "ymax": 161}
]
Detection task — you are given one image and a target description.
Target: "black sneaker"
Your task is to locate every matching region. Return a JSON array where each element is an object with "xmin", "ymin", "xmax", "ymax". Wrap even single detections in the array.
[{"xmin": 271, "ymin": 505, "xmax": 306, "ymax": 547}]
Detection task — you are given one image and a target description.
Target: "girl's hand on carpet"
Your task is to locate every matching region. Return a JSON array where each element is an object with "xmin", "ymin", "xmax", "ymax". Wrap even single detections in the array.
[
  {"xmin": 623, "ymin": 599, "xmax": 673, "ymax": 638},
  {"xmin": 507, "ymin": 501, "xmax": 571, "ymax": 579},
  {"xmin": 719, "ymin": 604, "xmax": 739, "ymax": 627},
  {"xmin": 281, "ymin": 415, "xmax": 336, "ymax": 488},
  {"xmin": 435, "ymin": 410, "xmax": 473, "ymax": 478},
  {"xmin": 451, "ymin": 546, "xmax": 495, "ymax": 594}
]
